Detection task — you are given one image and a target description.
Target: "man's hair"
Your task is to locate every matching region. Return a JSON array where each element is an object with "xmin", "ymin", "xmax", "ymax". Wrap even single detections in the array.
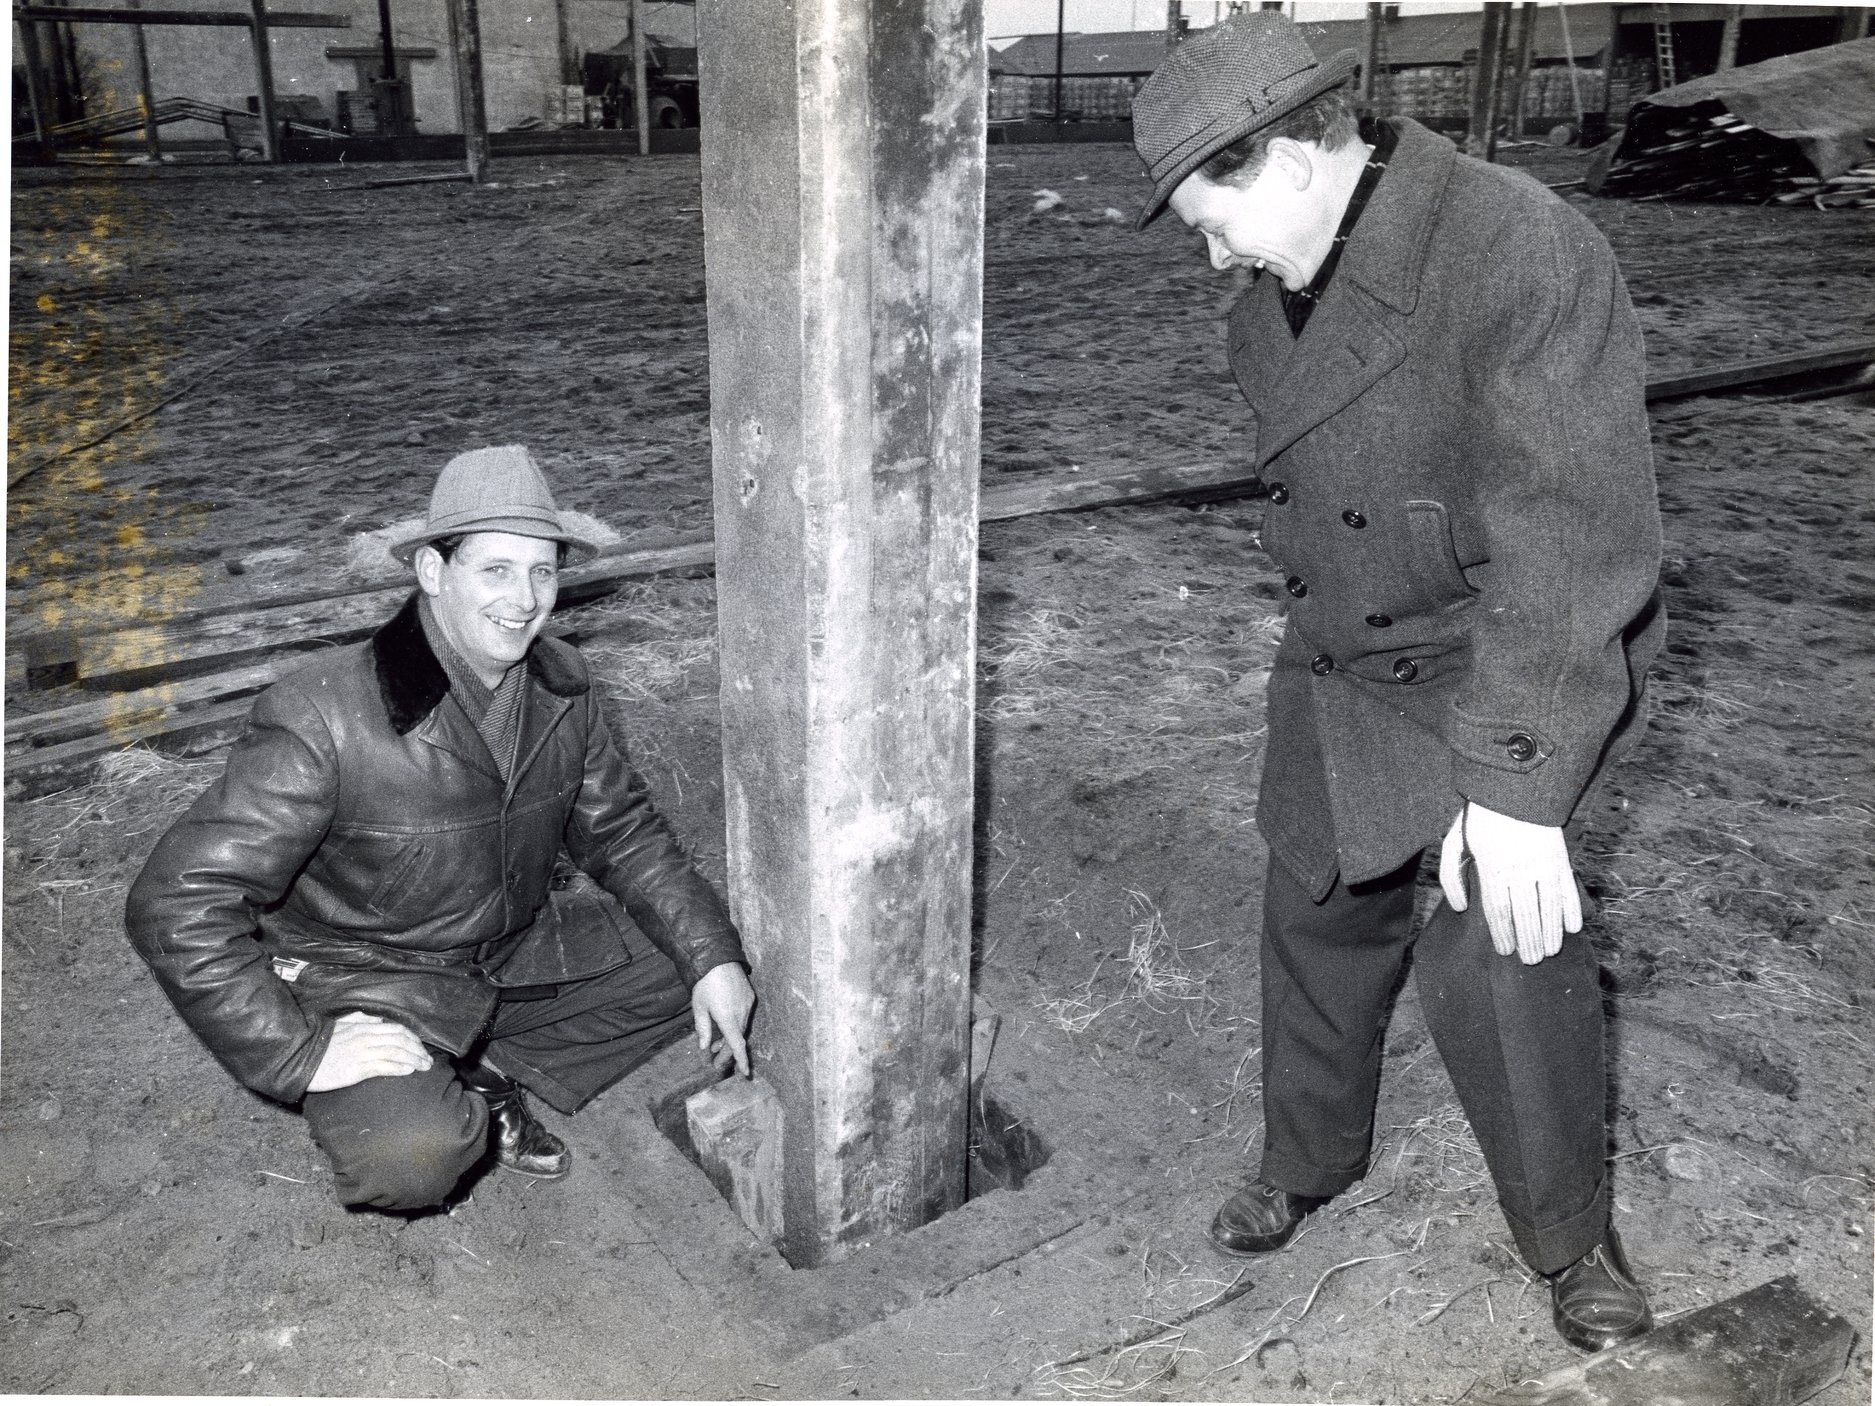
[
  {"xmin": 1198, "ymin": 82, "xmax": 1361, "ymax": 186},
  {"xmin": 429, "ymin": 534, "xmax": 569, "ymax": 567}
]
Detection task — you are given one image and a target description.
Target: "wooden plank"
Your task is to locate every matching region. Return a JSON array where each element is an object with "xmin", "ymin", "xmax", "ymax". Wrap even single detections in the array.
[
  {"xmin": 74, "ymin": 584, "xmax": 407, "ymax": 686},
  {"xmin": 18, "ymin": 537, "xmax": 715, "ymax": 691},
  {"xmin": 24, "ymin": 326, "xmax": 1872, "ymax": 694},
  {"xmin": 980, "ymin": 459, "xmax": 1260, "ymax": 521},
  {"xmin": 1644, "ymin": 339, "xmax": 1875, "ymax": 402},
  {"xmin": 1481, "ymin": 1275, "xmax": 1853, "ymax": 1406},
  {"xmin": 27, "ymin": 326, "xmax": 1871, "ymax": 701},
  {"xmin": 4, "ymin": 698, "xmax": 256, "ymax": 800},
  {"xmin": 4, "ymin": 655, "xmax": 304, "ymax": 747},
  {"xmin": 14, "ymin": 6, "xmax": 350, "ymax": 25}
]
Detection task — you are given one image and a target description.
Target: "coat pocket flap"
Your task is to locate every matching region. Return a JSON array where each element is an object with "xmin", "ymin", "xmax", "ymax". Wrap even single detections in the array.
[{"xmin": 480, "ymin": 874, "xmax": 634, "ymax": 989}]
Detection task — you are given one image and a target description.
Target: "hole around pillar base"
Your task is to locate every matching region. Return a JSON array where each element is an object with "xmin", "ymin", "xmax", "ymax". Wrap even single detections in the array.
[
  {"xmin": 967, "ymin": 1085, "xmax": 1051, "ymax": 1197},
  {"xmin": 648, "ymin": 1072, "xmax": 1051, "ymax": 1257}
]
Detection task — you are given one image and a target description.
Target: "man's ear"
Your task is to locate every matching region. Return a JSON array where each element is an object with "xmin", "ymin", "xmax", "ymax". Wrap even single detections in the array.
[
  {"xmin": 1266, "ymin": 137, "xmax": 1315, "ymax": 191},
  {"xmin": 413, "ymin": 543, "xmax": 445, "ymax": 597}
]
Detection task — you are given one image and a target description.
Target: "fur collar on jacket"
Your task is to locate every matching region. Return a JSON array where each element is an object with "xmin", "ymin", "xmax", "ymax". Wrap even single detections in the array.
[{"xmin": 370, "ymin": 593, "xmax": 588, "ymax": 736}]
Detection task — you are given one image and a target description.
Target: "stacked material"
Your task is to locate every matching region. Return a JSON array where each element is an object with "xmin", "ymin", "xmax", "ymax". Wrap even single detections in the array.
[
  {"xmin": 1775, "ymin": 163, "xmax": 1875, "ymax": 209},
  {"xmin": 1588, "ymin": 37, "xmax": 1875, "ymax": 205},
  {"xmin": 1592, "ymin": 101, "xmax": 1820, "ymax": 201}
]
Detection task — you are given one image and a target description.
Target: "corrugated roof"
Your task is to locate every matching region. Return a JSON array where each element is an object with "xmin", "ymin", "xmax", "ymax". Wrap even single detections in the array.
[
  {"xmin": 1299, "ymin": 6, "xmax": 1616, "ymax": 67},
  {"xmin": 992, "ymin": 7, "xmax": 1619, "ymax": 78},
  {"xmin": 991, "ymin": 30, "xmax": 1177, "ymax": 76}
]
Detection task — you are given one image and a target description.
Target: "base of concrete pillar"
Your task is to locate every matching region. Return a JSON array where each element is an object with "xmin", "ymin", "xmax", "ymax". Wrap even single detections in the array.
[{"xmin": 661, "ymin": 1006, "xmax": 1051, "ymax": 1260}]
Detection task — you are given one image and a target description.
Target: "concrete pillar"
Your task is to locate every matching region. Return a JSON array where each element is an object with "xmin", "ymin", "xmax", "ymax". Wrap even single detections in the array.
[{"xmin": 695, "ymin": 0, "xmax": 986, "ymax": 1269}]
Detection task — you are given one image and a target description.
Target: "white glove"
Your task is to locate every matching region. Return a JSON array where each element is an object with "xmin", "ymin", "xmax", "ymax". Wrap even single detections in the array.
[{"xmin": 1439, "ymin": 801, "xmax": 1582, "ymax": 965}]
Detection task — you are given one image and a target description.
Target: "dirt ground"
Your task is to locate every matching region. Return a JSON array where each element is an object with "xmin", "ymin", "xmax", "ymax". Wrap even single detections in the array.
[{"xmin": 4, "ymin": 137, "xmax": 1872, "ymax": 1403}]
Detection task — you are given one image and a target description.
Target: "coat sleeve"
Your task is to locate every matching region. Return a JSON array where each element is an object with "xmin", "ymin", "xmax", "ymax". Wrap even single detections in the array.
[
  {"xmin": 1447, "ymin": 196, "xmax": 1662, "ymax": 825},
  {"xmin": 123, "ymin": 684, "xmax": 341, "ymax": 1104},
  {"xmin": 563, "ymin": 697, "xmax": 746, "ymax": 989}
]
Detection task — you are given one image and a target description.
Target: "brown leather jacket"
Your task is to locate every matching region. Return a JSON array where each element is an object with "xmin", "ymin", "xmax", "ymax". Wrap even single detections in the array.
[{"xmin": 124, "ymin": 595, "xmax": 744, "ymax": 1104}]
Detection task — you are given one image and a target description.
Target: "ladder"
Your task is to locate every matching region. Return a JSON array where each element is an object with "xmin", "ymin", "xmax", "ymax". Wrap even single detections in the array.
[
  {"xmin": 1374, "ymin": 15, "xmax": 1391, "ymax": 113},
  {"xmin": 1651, "ymin": 4, "xmax": 1678, "ymax": 91}
]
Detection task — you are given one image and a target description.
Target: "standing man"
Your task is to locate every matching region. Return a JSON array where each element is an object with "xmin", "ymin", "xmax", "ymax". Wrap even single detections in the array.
[
  {"xmin": 1131, "ymin": 15, "xmax": 1664, "ymax": 1352},
  {"xmin": 127, "ymin": 446, "xmax": 756, "ymax": 1211}
]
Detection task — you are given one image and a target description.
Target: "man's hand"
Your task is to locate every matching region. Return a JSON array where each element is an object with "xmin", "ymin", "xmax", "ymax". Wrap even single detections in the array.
[
  {"xmin": 305, "ymin": 1011, "xmax": 433, "ymax": 1093},
  {"xmin": 1439, "ymin": 801, "xmax": 1583, "ymax": 965},
  {"xmin": 692, "ymin": 962, "xmax": 756, "ymax": 1077}
]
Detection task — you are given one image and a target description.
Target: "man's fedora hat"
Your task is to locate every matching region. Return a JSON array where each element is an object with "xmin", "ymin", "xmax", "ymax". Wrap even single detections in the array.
[
  {"xmin": 389, "ymin": 445, "xmax": 601, "ymax": 566},
  {"xmin": 1133, "ymin": 12, "xmax": 1359, "ymax": 229}
]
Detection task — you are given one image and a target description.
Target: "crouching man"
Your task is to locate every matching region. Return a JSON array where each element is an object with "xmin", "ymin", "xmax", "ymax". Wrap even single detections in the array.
[
  {"xmin": 126, "ymin": 445, "xmax": 755, "ymax": 1211},
  {"xmin": 1130, "ymin": 15, "xmax": 1666, "ymax": 1353}
]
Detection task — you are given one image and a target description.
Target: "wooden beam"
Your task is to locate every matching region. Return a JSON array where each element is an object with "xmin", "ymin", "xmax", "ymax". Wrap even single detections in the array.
[
  {"xmin": 5, "ymin": 698, "xmax": 257, "ymax": 798},
  {"xmin": 13, "ymin": 6, "xmax": 350, "ymax": 25},
  {"xmin": 1481, "ymin": 1275, "xmax": 1852, "ymax": 1406},
  {"xmin": 1642, "ymin": 339, "xmax": 1875, "ymax": 402},
  {"xmin": 697, "ymin": 0, "xmax": 986, "ymax": 1267},
  {"xmin": 445, "ymin": 0, "xmax": 489, "ymax": 182},
  {"xmin": 14, "ymin": 15, "xmax": 58, "ymax": 158},
  {"xmin": 552, "ymin": 0, "xmax": 575, "ymax": 84},
  {"xmin": 1361, "ymin": 2, "xmax": 1381, "ymax": 105},
  {"xmin": 17, "ymin": 321, "xmax": 1873, "ymax": 700},
  {"xmin": 248, "ymin": 0, "xmax": 280, "ymax": 162},
  {"xmin": 1716, "ymin": 7, "xmax": 1741, "ymax": 70},
  {"xmin": 1467, "ymin": 1, "xmax": 1511, "ymax": 161},
  {"xmin": 630, "ymin": 0, "xmax": 649, "ymax": 155},
  {"xmin": 1506, "ymin": 1, "xmax": 1536, "ymax": 141},
  {"xmin": 127, "ymin": 0, "xmax": 162, "ymax": 160}
]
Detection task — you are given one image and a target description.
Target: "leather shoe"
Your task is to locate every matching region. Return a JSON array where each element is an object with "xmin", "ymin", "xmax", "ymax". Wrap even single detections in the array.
[
  {"xmin": 1548, "ymin": 1229, "xmax": 1653, "ymax": 1353},
  {"xmin": 459, "ymin": 1065, "xmax": 571, "ymax": 1181},
  {"xmin": 1208, "ymin": 1180, "xmax": 1329, "ymax": 1255}
]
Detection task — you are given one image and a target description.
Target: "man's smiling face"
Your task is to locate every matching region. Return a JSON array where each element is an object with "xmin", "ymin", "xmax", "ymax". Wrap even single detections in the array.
[
  {"xmin": 1167, "ymin": 141, "xmax": 1341, "ymax": 292},
  {"xmin": 416, "ymin": 530, "xmax": 560, "ymax": 687}
]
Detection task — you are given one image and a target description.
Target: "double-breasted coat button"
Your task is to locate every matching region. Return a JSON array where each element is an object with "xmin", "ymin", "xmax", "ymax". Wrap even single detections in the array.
[
  {"xmin": 1392, "ymin": 658, "xmax": 1418, "ymax": 683},
  {"xmin": 1286, "ymin": 576, "xmax": 1308, "ymax": 597},
  {"xmin": 1365, "ymin": 613, "xmax": 1393, "ymax": 628},
  {"xmin": 1506, "ymin": 733, "xmax": 1538, "ymax": 762},
  {"xmin": 1310, "ymin": 653, "xmax": 1335, "ymax": 675},
  {"xmin": 1341, "ymin": 509, "xmax": 1367, "ymax": 529},
  {"xmin": 1267, "ymin": 482, "xmax": 1290, "ymax": 505}
]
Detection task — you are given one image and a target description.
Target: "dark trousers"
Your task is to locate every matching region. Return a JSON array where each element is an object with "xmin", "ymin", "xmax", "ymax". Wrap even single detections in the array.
[
  {"xmin": 1257, "ymin": 853, "xmax": 1609, "ymax": 1274},
  {"xmin": 300, "ymin": 942, "xmax": 692, "ymax": 1211}
]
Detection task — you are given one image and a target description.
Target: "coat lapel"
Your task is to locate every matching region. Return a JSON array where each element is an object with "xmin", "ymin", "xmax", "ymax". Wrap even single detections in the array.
[
  {"xmin": 1228, "ymin": 118, "xmax": 1460, "ymax": 471},
  {"xmin": 507, "ymin": 686, "xmax": 573, "ymax": 799},
  {"xmin": 506, "ymin": 635, "xmax": 590, "ymax": 797},
  {"xmin": 1249, "ymin": 288, "xmax": 1405, "ymax": 471}
]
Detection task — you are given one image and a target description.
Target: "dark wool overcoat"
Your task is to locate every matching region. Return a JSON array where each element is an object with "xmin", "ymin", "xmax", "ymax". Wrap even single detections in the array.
[
  {"xmin": 1232, "ymin": 118, "xmax": 1666, "ymax": 900},
  {"xmin": 125, "ymin": 596, "xmax": 744, "ymax": 1105}
]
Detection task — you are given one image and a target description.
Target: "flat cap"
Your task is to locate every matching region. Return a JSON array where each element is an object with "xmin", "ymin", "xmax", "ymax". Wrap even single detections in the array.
[{"xmin": 1133, "ymin": 13, "xmax": 1359, "ymax": 228}]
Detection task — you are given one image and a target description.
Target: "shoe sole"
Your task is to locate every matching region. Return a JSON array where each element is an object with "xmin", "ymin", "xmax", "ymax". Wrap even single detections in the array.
[
  {"xmin": 497, "ymin": 1160, "xmax": 572, "ymax": 1181},
  {"xmin": 1207, "ymin": 1220, "xmax": 1309, "ymax": 1257}
]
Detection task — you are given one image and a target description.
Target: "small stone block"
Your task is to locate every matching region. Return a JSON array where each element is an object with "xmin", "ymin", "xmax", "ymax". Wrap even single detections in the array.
[
  {"xmin": 1485, "ymin": 1276, "xmax": 1854, "ymax": 1406},
  {"xmin": 686, "ymin": 1076, "xmax": 784, "ymax": 1246}
]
